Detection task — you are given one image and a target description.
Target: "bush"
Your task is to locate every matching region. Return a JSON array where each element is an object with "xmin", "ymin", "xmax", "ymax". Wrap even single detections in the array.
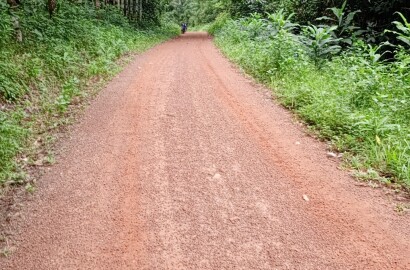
[{"xmin": 208, "ymin": 12, "xmax": 230, "ymax": 36}]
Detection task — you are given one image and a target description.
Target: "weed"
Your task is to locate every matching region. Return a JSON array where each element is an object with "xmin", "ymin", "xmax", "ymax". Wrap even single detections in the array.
[
  {"xmin": 301, "ymin": 25, "xmax": 341, "ymax": 68},
  {"xmin": 44, "ymin": 153, "xmax": 55, "ymax": 165},
  {"xmin": 25, "ymin": 183, "xmax": 35, "ymax": 194},
  {"xmin": 395, "ymin": 203, "xmax": 409, "ymax": 214},
  {"xmin": 0, "ymin": 246, "xmax": 13, "ymax": 257}
]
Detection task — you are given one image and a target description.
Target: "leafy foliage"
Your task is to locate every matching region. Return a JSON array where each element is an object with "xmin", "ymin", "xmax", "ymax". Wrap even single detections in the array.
[
  {"xmin": 0, "ymin": 0, "xmax": 179, "ymax": 184},
  {"xmin": 266, "ymin": 9, "xmax": 298, "ymax": 35},
  {"xmin": 207, "ymin": 12, "xmax": 229, "ymax": 35},
  {"xmin": 165, "ymin": 0, "xmax": 231, "ymax": 26},
  {"xmin": 316, "ymin": 1, "xmax": 361, "ymax": 45},
  {"xmin": 387, "ymin": 12, "xmax": 410, "ymax": 47},
  {"xmin": 183, "ymin": 0, "xmax": 409, "ymax": 41},
  {"xmin": 302, "ymin": 25, "xmax": 341, "ymax": 68},
  {"xmin": 212, "ymin": 8, "xmax": 410, "ymax": 187}
]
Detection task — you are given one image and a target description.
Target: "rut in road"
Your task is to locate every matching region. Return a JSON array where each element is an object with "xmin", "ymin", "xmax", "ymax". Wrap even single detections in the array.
[{"xmin": 1, "ymin": 32, "xmax": 410, "ymax": 269}]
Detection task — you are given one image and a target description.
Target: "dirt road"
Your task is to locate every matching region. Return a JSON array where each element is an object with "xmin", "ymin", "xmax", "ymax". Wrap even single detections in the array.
[{"xmin": 1, "ymin": 32, "xmax": 410, "ymax": 269}]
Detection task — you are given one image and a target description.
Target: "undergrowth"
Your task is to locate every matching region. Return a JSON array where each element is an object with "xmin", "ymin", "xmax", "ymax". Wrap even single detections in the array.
[
  {"xmin": 0, "ymin": 1, "xmax": 179, "ymax": 185},
  {"xmin": 212, "ymin": 11, "xmax": 410, "ymax": 189}
]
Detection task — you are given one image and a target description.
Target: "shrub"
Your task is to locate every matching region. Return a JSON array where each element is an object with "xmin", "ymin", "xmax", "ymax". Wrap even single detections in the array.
[{"xmin": 208, "ymin": 12, "xmax": 230, "ymax": 36}]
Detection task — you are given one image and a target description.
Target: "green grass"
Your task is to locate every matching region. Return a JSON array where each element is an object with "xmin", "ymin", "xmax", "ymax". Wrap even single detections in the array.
[
  {"xmin": 212, "ymin": 17, "xmax": 410, "ymax": 189},
  {"xmin": 0, "ymin": 2, "xmax": 179, "ymax": 186},
  {"xmin": 0, "ymin": 110, "xmax": 28, "ymax": 183}
]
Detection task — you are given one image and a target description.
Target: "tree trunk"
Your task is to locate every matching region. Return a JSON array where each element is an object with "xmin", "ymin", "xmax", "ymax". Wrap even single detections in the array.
[
  {"xmin": 139, "ymin": 0, "xmax": 142, "ymax": 22},
  {"xmin": 7, "ymin": 0, "xmax": 19, "ymax": 6},
  {"xmin": 132, "ymin": 0, "xmax": 137, "ymax": 21},
  {"xmin": 48, "ymin": 0, "xmax": 56, "ymax": 17},
  {"xmin": 127, "ymin": 0, "xmax": 131, "ymax": 19},
  {"xmin": 7, "ymin": 0, "xmax": 22, "ymax": 42}
]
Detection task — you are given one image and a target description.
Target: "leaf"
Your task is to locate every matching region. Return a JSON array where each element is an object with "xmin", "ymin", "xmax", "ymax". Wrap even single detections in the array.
[
  {"xmin": 341, "ymin": 38, "xmax": 352, "ymax": 45},
  {"xmin": 345, "ymin": 10, "xmax": 361, "ymax": 26},
  {"xmin": 322, "ymin": 45, "xmax": 342, "ymax": 54},
  {"xmin": 397, "ymin": 36, "xmax": 410, "ymax": 46},
  {"xmin": 327, "ymin": 152, "xmax": 337, "ymax": 158},
  {"xmin": 32, "ymin": 29, "xmax": 43, "ymax": 40},
  {"xmin": 354, "ymin": 29, "xmax": 367, "ymax": 36},
  {"xmin": 393, "ymin": 22, "xmax": 409, "ymax": 34},
  {"xmin": 316, "ymin": 16, "xmax": 333, "ymax": 22},
  {"xmin": 376, "ymin": 135, "xmax": 381, "ymax": 145},
  {"xmin": 328, "ymin": 25, "xmax": 338, "ymax": 32},
  {"xmin": 329, "ymin": 7, "xmax": 343, "ymax": 24},
  {"xmin": 395, "ymin": 12, "xmax": 410, "ymax": 27},
  {"xmin": 341, "ymin": 0, "xmax": 347, "ymax": 12}
]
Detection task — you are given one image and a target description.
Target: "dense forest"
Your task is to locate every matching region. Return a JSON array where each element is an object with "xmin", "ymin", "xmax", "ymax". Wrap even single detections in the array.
[
  {"xmin": 1, "ymin": 0, "xmax": 410, "ymax": 189},
  {"xmin": 167, "ymin": 0, "xmax": 409, "ymax": 33}
]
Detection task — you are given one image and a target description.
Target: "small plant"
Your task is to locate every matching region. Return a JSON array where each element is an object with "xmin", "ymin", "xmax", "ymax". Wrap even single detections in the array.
[
  {"xmin": 365, "ymin": 42, "xmax": 391, "ymax": 64},
  {"xmin": 354, "ymin": 169, "xmax": 384, "ymax": 182},
  {"xmin": 55, "ymin": 77, "xmax": 80, "ymax": 112},
  {"xmin": 0, "ymin": 246, "xmax": 12, "ymax": 257},
  {"xmin": 240, "ymin": 13, "xmax": 268, "ymax": 40},
  {"xmin": 395, "ymin": 203, "xmax": 409, "ymax": 214},
  {"xmin": 266, "ymin": 9, "xmax": 298, "ymax": 36},
  {"xmin": 44, "ymin": 153, "xmax": 55, "ymax": 165},
  {"xmin": 25, "ymin": 182, "xmax": 36, "ymax": 194},
  {"xmin": 0, "ymin": 234, "xmax": 13, "ymax": 258},
  {"xmin": 301, "ymin": 25, "xmax": 341, "ymax": 68}
]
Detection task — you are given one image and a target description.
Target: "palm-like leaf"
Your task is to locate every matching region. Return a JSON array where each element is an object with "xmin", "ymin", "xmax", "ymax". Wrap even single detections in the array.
[
  {"xmin": 302, "ymin": 24, "xmax": 341, "ymax": 68},
  {"xmin": 317, "ymin": 1, "xmax": 361, "ymax": 45},
  {"xmin": 267, "ymin": 9, "xmax": 299, "ymax": 35},
  {"xmin": 385, "ymin": 12, "xmax": 410, "ymax": 47}
]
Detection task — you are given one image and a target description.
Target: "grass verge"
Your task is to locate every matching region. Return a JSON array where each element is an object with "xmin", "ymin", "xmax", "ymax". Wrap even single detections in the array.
[
  {"xmin": 211, "ymin": 18, "xmax": 410, "ymax": 190},
  {"xmin": 0, "ymin": 2, "xmax": 179, "ymax": 188}
]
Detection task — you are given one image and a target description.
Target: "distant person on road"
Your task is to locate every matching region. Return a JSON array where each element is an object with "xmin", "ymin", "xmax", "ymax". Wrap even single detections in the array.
[{"xmin": 181, "ymin": 22, "xmax": 187, "ymax": 34}]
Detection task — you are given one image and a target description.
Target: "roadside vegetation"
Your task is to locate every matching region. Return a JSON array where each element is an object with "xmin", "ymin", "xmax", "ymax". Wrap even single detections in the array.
[
  {"xmin": 214, "ymin": 4, "xmax": 410, "ymax": 189},
  {"xmin": 170, "ymin": 0, "xmax": 410, "ymax": 189},
  {"xmin": 2, "ymin": 0, "xmax": 409, "ymax": 191},
  {"xmin": 0, "ymin": 0, "xmax": 179, "ymax": 187}
]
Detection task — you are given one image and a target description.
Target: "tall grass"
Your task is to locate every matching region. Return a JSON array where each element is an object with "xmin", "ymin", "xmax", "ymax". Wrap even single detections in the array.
[
  {"xmin": 212, "ymin": 14, "xmax": 410, "ymax": 188},
  {"xmin": 0, "ymin": 1, "xmax": 179, "ymax": 185}
]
